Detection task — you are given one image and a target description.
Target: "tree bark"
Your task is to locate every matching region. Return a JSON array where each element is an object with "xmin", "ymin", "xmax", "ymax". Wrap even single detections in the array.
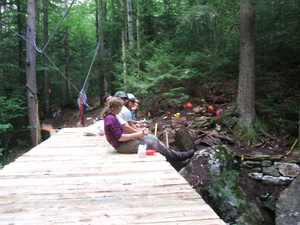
[
  {"xmin": 26, "ymin": 0, "xmax": 41, "ymax": 146},
  {"xmin": 136, "ymin": 2, "xmax": 140, "ymax": 76},
  {"xmin": 120, "ymin": 0, "xmax": 127, "ymax": 85},
  {"xmin": 17, "ymin": 0, "xmax": 26, "ymax": 85},
  {"xmin": 237, "ymin": 0, "xmax": 256, "ymax": 127},
  {"xmin": 43, "ymin": 0, "xmax": 51, "ymax": 118},
  {"xmin": 65, "ymin": 30, "xmax": 72, "ymax": 101},
  {"xmin": 96, "ymin": 0, "xmax": 106, "ymax": 101},
  {"xmin": 61, "ymin": 1, "xmax": 72, "ymax": 102},
  {"xmin": 127, "ymin": 0, "xmax": 134, "ymax": 46}
]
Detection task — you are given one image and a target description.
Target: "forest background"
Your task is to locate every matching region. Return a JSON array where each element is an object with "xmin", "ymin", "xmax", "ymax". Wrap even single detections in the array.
[{"xmin": 0, "ymin": 0, "xmax": 299, "ymax": 168}]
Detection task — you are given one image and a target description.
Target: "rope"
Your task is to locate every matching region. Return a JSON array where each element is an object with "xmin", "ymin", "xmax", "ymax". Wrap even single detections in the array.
[
  {"xmin": 42, "ymin": 0, "xmax": 76, "ymax": 52},
  {"xmin": 43, "ymin": 52, "xmax": 80, "ymax": 93},
  {"xmin": 81, "ymin": 34, "xmax": 102, "ymax": 92},
  {"xmin": 0, "ymin": 21, "xmax": 35, "ymax": 46},
  {"xmin": 0, "ymin": 20, "xmax": 80, "ymax": 93}
]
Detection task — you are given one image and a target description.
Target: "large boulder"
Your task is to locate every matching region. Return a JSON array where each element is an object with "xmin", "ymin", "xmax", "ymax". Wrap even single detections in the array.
[
  {"xmin": 181, "ymin": 146, "xmax": 273, "ymax": 225},
  {"xmin": 275, "ymin": 176, "xmax": 300, "ymax": 225}
]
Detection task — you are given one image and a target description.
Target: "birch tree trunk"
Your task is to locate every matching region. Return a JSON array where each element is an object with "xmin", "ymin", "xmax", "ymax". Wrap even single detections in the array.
[
  {"xmin": 127, "ymin": 0, "xmax": 134, "ymax": 46},
  {"xmin": 237, "ymin": 0, "xmax": 256, "ymax": 127},
  {"xmin": 136, "ymin": 2, "xmax": 140, "ymax": 76},
  {"xmin": 120, "ymin": 0, "xmax": 127, "ymax": 85},
  {"xmin": 26, "ymin": 0, "xmax": 41, "ymax": 146}
]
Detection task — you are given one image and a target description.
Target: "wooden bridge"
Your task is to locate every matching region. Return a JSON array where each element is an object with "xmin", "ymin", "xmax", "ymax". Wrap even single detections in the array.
[{"xmin": 0, "ymin": 128, "xmax": 225, "ymax": 224}]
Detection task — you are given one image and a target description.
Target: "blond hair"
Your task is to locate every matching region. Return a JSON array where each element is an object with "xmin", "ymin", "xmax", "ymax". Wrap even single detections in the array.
[{"xmin": 103, "ymin": 97, "xmax": 124, "ymax": 117}]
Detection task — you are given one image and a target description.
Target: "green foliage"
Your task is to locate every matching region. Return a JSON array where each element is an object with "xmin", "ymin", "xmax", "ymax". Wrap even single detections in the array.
[
  {"xmin": 0, "ymin": 94, "xmax": 27, "ymax": 132},
  {"xmin": 162, "ymin": 87, "xmax": 190, "ymax": 105},
  {"xmin": 0, "ymin": 91, "xmax": 27, "ymax": 165}
]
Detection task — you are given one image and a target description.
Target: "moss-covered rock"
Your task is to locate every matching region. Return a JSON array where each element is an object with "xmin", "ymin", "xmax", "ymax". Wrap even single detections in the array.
[{"xmin": 181, "ymin": 146, "xmax": 273, "ymax": 224}]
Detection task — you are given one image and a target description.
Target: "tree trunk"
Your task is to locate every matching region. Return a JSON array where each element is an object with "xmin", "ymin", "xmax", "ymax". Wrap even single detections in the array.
[
  {"xmin": 62, "ymin": 1, "xmax": 72, "ymax": 102},
  {"xmin": 136, "ymin": 2, "xmax": 140, "ymax": 76},
  {"xmin": 43, "ymin": 0, "xmax": 51, "ymax": 118},
  {"xmin": 17, "ymin": 0, "xmax": 26, "ymax": 85},
  {"xmin": 127, "ymin": 0, "xmax": 134, "ymax": 46},
  {"xmin": 237, "ymin": 0, "xmax": 256, "ymax": 127},
  {"xmin": 95, "ymin": 0, "xmax": 105, "ymax": 101},
  {"xmin": 26, "ymin": 0, "xmax": 41, "ymax": 146},
  {"xmin": 99, "ymin": 0, "xmax": 105, "ymax": 100},
  {"xmin": 120, "ymin": 0, "xmax": 127, "ymax": 85},
  {"xmin": 65, "ymin": 30, "xmax": 72, "ymax": 101}
]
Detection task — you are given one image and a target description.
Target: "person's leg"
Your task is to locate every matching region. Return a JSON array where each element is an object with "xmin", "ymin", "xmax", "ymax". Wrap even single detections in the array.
[
  {"xmin": 142, "ymin": 138, "xmax": 194, "ymax": 161},
  {"xmin": 116, "ymin": 138, "xmax": 145, "ymax": 154},
  {"xmin": 143, "ymin": 134, "xmax": 158, "ymax": 141}
]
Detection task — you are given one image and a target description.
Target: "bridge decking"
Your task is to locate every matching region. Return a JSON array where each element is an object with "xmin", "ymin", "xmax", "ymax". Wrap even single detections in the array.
[{"xmin": 0, "ymin": 128, "xmax": 225, "ymax": 224}]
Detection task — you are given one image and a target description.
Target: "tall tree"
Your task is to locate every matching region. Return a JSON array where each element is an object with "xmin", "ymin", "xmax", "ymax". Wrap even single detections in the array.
[
  {"xmin": 43, "ymin": 0, "xmax": 51, "ymax": 118},
  {"xmin": 62, "ymin": 1, "xmax": 72, "ymax": 102},
  {"xmin": 96, "ymin": 0, "xmax": 106, "ymax": 101},
  {"xmin": 17, "ymin": 0, "xmax": 26, "ymax": 85},
  {"xmin": 120, "ymin": 0, "xmax": 127, "ymax": 85},
  {"xmin": 26, "ymin": 0, "xmax": 41, "ymax": 146},
  {"xmin": 127, "ymin": 0, "xmax": 134, "ymax": 46},
  {"xmin": 237, "ymin": 0, "xmax": 256, "ymax": 127}
]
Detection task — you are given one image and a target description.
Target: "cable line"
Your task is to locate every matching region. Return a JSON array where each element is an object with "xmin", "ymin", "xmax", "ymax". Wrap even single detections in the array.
[
  {"xmin": 1, "ymin": 1, "xmax": 100, "ymax": 96},
  {"xmin": 82, "ymin": 35, "xmax": 102, "ymax": 92},
  {"xmin": 0, "ymin": 21, "xmax": 35, "ymax": 46},
  {"xmin": 0, "ymin": 16, "xmax": 80, "ymax": 93},
  {"xmin": 43, "ymin": 52, "xmax": 80, "ymax": 93},
  {"xmin": 42, "ymin": 0, "xmax": 76, "ymax": 52}
]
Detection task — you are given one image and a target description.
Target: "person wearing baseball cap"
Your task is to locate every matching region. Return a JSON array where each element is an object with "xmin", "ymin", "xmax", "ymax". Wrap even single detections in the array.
[
  {"xmin": 114, "ymin": 91, "xmax": 128, "ymax": 99},
  {"xmin": 127, "ymin": 93, "xmax": 137, "ymax": 101},
  {"xmin": 113, "ymin": 91, "xmax": 137, "ymax": 133}
]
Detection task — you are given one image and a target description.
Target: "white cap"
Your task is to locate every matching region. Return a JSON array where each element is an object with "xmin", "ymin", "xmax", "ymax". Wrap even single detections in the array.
[{"xmin": 127, "ymin": 93, "xmax": 137, "ymax": 101}]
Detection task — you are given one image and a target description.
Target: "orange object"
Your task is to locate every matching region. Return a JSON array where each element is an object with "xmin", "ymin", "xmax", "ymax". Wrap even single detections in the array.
[
  {"xmin": 186, "ymin": 102, "xmax": 193, "ymax": 108},
  {"xmin": 208, "ymin": 105, "xmax": 217, "ymax": 111},
  {"xmin": 146, "ymin": 150, "xmax": 156, "ymax": 155},
  {"xmin": 216, "ymin": 110, "xmax": 222, "ymax": 117}
]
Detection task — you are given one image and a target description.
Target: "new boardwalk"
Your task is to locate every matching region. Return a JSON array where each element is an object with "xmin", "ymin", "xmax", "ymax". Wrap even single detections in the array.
[{"xmin": 0, "ymin": 128, "xmax": 225, "ymax": 225}]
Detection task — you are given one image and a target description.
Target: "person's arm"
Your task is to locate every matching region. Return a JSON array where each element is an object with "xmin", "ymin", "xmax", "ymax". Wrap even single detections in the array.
[
  {"xmin": 119, "ymin": 130, "xmax": 144, "ymax": 141},
  {"xmin": 128, "ymin": 120, "xmax": 138, "ymax": 129},
  {"xmin": 122, "ymin": 123, "xmax": 140, "ymax": 133}
]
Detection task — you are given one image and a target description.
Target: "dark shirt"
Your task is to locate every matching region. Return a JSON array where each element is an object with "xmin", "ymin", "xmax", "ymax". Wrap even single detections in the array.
[{"xmin": 104, "ymin": 113, "xmax": 124, "ymax": 149}]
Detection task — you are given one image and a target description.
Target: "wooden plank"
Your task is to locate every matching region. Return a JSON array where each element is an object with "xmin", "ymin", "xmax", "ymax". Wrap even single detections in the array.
[{"xmin": 0, "ymin": 128, "xmax": 225, "ymax": 225}]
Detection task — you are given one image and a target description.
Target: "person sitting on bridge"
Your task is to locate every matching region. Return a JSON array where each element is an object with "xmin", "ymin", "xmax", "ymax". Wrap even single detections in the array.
[
  {"xmin": 127, "ymin": 93, "xmax": 147, "ymax": 128},
  {"xmin": 114, "ymin": 91, "xmax": 139, "ymax": 133},
  {"xmin": 103, "ymin": 97, "xmax": 194, "ymax": 171},
  {"xmin": 102, "ymin": 94, "xmax": 112, "ymax": 107}
]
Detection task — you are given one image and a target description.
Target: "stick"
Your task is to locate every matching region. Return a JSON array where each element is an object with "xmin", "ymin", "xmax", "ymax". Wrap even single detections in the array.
[
  {"xmin": 166, "ymin": 131, "xmax": 169, "ymax": 148},
  {"xmin": 154, "ymin": 123, "xmax": 158, "ymax": 137}
]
